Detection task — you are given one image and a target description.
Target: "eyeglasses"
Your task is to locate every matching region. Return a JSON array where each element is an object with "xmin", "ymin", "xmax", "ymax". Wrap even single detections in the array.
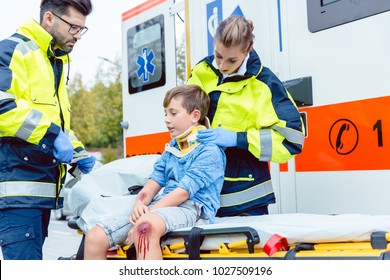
[{"xmin": 52, "ymin": 13, "xmax": 88, "ymax": 36}]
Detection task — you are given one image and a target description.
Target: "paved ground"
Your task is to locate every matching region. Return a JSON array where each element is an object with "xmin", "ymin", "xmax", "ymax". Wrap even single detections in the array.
[{"xmin": 42, "ymin": 216, "xmax": 83, "ymax": 260}]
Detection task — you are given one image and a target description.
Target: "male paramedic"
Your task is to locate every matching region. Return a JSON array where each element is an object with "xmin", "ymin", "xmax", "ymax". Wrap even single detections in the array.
[{"xmin": 0, "ymin": 0, "xmax": 95, "ymax": 260}]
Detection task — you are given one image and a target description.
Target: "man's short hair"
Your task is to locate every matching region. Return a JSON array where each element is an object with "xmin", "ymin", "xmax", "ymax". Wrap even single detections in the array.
[{"xmin": 40, "ymin": 0, "xmax": 93, "ymax": 21}]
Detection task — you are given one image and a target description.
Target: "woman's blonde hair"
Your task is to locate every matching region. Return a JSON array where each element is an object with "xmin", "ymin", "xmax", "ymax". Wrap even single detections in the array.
[{"xmin": 214, "ymin": 15, "xmax": 255, "ymax": 53}]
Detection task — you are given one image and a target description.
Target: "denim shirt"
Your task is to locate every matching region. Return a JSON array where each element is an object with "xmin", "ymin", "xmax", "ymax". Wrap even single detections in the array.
[{"xmin": 150, "ymin": 139, "xmax": 226, "ymax": 223}]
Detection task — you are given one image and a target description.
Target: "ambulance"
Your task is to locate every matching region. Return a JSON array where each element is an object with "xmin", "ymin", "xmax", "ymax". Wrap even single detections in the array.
[{"xmin": 120, "ymin": 0, "xmax": 390, "ymax": 216}]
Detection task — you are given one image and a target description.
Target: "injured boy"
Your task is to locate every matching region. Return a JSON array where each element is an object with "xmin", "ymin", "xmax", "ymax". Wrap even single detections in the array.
[{"xmin": 80, "ymin": 84, "xmax": 226, "ymax": 260}]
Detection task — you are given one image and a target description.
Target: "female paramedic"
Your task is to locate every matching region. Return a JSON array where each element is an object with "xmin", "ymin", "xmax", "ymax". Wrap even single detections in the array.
[{"xmin": 188, "ymin": 15, "xmax": 305, "ymax": 217}]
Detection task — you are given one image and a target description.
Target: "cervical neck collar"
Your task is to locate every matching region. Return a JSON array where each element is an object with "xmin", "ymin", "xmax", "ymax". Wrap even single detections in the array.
[{"xmin": 165, "ymin": 125, "xmax": 206, "ymax": 158}]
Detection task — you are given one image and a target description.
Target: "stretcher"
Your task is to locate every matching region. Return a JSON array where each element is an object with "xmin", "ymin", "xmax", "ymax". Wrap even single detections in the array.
[
  {"xmin": 64, "ymin": 155, "xmax": 390, "ymax": 260},
  {"xmin": 158, "ymin": 214, "xmax": 390, "ymax": 260},
  {"xmin": 66, "ymin": 214, "xmax": 390, "ymax": 260}
]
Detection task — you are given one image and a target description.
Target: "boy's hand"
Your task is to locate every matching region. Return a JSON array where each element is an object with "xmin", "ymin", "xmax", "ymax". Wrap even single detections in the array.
[{"xmin": 130, "ymin": 200, "xmax": 149, "ymax": 224}]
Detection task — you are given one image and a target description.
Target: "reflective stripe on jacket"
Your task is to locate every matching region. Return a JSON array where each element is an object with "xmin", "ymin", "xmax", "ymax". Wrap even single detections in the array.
[
  {"xmin": 0, "ymin": 19, "xmax": 82, "ymax": 209},
  {"xmin": 187, "ymin": 50, "xmax": 304, "ymax": 216}
]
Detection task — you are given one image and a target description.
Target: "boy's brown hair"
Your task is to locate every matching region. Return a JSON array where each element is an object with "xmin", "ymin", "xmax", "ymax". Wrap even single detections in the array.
[{"xmin": 163, "ymin": 84, "xmax": 210, "ymax": 125}]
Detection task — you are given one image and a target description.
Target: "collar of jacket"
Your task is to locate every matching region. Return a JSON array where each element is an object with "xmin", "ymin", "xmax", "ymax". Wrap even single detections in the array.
[
  {"xmin": 202, "ymin": 49, "xmax": 263, "ymax": 80},
  {"xmin": 17, "ymin": 19, "xmax": 69, "ymax": 61}
]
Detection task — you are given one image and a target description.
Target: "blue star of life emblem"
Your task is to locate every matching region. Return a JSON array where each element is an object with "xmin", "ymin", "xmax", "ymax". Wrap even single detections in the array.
[{"xmin": 136, "ymin": 47, "xmax": 155, "ymax": 82}]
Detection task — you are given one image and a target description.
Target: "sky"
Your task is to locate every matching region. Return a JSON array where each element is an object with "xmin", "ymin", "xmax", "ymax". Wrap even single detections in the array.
[{"xmin": 0, "ymin": 0, "xmax": 147, "ymax": 86}]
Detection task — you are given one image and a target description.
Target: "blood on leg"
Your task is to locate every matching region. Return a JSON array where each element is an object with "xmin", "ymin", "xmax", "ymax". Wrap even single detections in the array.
[{"xmin": 137, "ymin": 222, "xmax": 151, "ymax": 259}]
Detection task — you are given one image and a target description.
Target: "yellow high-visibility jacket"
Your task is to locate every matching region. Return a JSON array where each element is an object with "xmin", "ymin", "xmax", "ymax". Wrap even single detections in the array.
[
  {"xmin": 0, "ymin": 19, "xmax": 84, "ymax": 209},
  {"xmin": 188, "ymin": 50, "xmax": 305, "ymax": 216}
]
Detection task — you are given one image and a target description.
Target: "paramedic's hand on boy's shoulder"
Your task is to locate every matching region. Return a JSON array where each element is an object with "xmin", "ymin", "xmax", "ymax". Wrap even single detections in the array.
[{"xmin": 197, "ymin": 128, "xmax": 237, "ymax": 147}]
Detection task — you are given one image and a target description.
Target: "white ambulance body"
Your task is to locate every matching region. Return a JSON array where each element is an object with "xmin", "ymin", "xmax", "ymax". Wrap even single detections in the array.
[{"xmin": 120, "ymin": 0, "xmax": 390, "ymax": 215}]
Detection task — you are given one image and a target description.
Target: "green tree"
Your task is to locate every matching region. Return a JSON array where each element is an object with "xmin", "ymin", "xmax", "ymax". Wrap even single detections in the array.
[
  {"xmin": 176, "ymin": 34, "xmax": 187, "ymax": 84},
  {"xmin": 68, "ymin": 73, "xmax": 99, "ymax": 147},
  {"xmin": 93, "ymin": 71, "xmax": 123, "ymax": 148},
  {"xmin": 68, "ymin": 61, "xmax": 123, "ymax": 157}
]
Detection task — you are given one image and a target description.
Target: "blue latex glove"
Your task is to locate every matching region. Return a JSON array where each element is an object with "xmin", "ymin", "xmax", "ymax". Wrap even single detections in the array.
[
  {"xmin": 77, "ymin": 155, "xmax": 96, "ymax": 174},
  {"xmin": 53, "ymin": 130, "xmax": 74, "ymax": 164},
  {"xmin": 196, "ymin": 128, "xmax": 237, "ymax": 147}
]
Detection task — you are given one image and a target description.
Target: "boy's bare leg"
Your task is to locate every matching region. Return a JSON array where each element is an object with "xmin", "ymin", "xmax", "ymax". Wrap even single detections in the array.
[
  {"xmin": 132, "ymin": 213, "xmax": 166, "ymax": 260},
  {"xmin": 84, "ymin": 225, "xmax": 111, "ymax": 260}
]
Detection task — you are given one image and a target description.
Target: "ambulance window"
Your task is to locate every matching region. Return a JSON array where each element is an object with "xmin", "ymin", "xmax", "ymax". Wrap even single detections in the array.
[
  {"xmin": 307, "ymin": 0, "xmax": 390, "ymax": 33},
  {"xmin": 127, "ymin": 14, "xmax": 166, "ymax": 94}
]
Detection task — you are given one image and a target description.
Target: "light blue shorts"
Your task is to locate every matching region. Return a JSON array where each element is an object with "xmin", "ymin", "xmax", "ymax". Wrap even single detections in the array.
[{"xmin": 97, "ymin": 196, "xmax": 208, "ymax": 247}]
